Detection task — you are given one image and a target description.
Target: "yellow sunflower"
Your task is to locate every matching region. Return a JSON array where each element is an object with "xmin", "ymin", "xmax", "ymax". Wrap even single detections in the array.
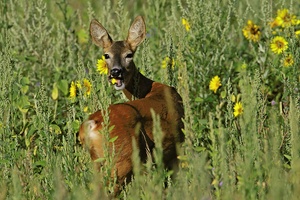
[
  {"xmin": 275, "ymin": 9, "xmax": 298, "ymax": 28},
  {"xmin": 111, "ymin": 78, "xmax": 117, "ymax": 85},
  {"xmin": 83, "ymin": 78, "xmax": 92, "ymax": 96},
  {"xmin": 270, "ymin": 17, "xmax": 281, "ymax": 28},
  {"xmin": 182, "ymin": 18, "xmax": 191, "ymax": 32},
  {"xmin": 76, "ymin": 80, "xmax": 82, "ymax": 89},
  {"xmin": 233, "ymin": 102, "xmax": 243, "ymax": 117},
  {"xmin": 97, "ymin": 56, "xmax": 108, "ymax": 75},
  {"xmin": 295, "ymin": 30, "xmax": 300, "ymax": 38},
  {"xmin": 270, "ymin": 36, "xmax": 288, "ymax": 54},
  {"xmin": 282, "ymin": 54, "xmax": 294, "ymax": 67},
  {"xmin": 209, "ymin": 76, "xmax": 222, "ymax": 93},
  {"xmin": 242, "ymin": 20, "xmax": 261, "ymax": 42},
  {"xmin": 69, "ymin": 81, "xmax": 77, "ymax": 99}
]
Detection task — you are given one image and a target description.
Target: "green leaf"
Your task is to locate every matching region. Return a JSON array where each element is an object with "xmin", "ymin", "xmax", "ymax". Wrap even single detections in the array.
[
  {"xmin": 220, "ymin": 90, "xmax": 226, "ymax": 99},
  {"xmin": 94, "ymin": 157, "xmax": 106, "ymax": 163},
  {"xmin": 284, "ymin": 154, "xmax": 291, "ymax": 161},
  {"xmin": 109, "ymin": 136, "xmax": 118, "ymax": 143},
  {"xmin": 108, "ymin": 125, "xmax": 115, "ymax": 132},
  {"xmin": 194, "ymin": 146, "xmax": 206, "ymax": 152},
  {"xmin": 52, "ymin": 83, "xmax": 59, "ymax": 100},
  {"xmin": 195, "ymin": 97, "xmax": 203, "ymax": 102},
  {"xmin": 21, "ymin": 77, "xmax": 30, "ymax": 85},
  {"xmin": 49, "ymin": 124, "xmax": 62, "ymax": 134},
  {"xmin": 21, "ymin": 85, "xmax": 29, "ymax": 94},
  {"xmin": 0, "ymin": 160, "xmax": 10, "ymax": 164},
  {"xmin": 28, "ymin": 126, "xmax": 37, "ymax": 137},
  {"xmin": 34, "ymin": 160, "xmax": 47, "ymax": 167},
  {"xmin": 77, "ymin": 28, "xmax": 89, "ymax": 44},
  {"xmin": 57, "ymin": 80, "xmax": 69, "ymax": 96},
  {"xmin": 231, "ymin": 94, "xmax": 236, "ymax": 102},
  {"xmin": 177, "ymin": 155, "xmax": 188, "ymax": 161},
  {"xmin": 166, "ymin": 170, "xmax": 174, "ymax": 177},
  {"xmin": 17, "ymin": 95, "xmax": 30, "ymax": 113},
  {"xmin": 70, "ymin": 120, "xmax": 80, "ymax": 131},
  {"xmin": 236, "ymin": 94, "xmax": 241, "ymax": 102},
  {"xmin": 18, "ymin": 108, "xmax": 29, "ymax": 114},
  {"xmin": 17, "ymin": 95, "xmax": 30, "ymax": 108},
  {"xmin": 25, "ymin": 138, "xmax": 30, "ymax": 147}
]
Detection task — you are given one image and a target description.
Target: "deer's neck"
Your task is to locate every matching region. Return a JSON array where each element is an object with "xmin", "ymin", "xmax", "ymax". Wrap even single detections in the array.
[{"xmin": 123, "ymin": 70, "xmax": 154, "ymax": 100}]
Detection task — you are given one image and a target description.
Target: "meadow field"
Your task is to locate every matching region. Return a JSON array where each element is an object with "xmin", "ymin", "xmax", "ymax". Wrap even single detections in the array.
[{"xmin": 0, "ymin": 0, "xmax": 299, "ymax": 199}]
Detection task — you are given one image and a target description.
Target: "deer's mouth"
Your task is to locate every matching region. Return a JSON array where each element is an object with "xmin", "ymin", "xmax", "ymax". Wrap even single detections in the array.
[{"xmin": 109, "ymin": 74, "xmax": 125, "ymax": 90}]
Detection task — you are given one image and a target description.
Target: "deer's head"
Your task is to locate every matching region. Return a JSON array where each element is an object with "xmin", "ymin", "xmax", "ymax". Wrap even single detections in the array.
[{"xmin": 90, "ymin": 16, "xmax": 146, "ymax": 90}]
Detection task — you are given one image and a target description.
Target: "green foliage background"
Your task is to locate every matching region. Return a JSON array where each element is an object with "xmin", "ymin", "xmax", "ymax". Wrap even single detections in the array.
[{"xmin": 0, "ymin": 0, "xmax": 299, "ymax": 199}]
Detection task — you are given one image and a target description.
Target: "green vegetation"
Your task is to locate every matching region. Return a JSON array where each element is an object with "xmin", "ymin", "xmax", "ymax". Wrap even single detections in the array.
[{"xmin": 0, "ymin": 0, "xmax": 299, "ymax": 199}]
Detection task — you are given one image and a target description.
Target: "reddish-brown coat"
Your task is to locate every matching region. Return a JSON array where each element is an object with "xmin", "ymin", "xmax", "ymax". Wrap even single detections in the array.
[{"xmin": 79, "ymin": 16, "xmax": 184, "ymax": 195}]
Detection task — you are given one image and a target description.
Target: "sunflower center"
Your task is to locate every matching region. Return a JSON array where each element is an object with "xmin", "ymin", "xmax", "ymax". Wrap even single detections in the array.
[
  {"xmin": 283, "ymin": 14, "xmax": 291, "ymax": 22},
  {"xmin": 276, "ymin": 41, "xmax": 284, "ymax": 48},
  {"xmin": 250, "ymin": 27, "xmax": 259, "ymax": 35}
]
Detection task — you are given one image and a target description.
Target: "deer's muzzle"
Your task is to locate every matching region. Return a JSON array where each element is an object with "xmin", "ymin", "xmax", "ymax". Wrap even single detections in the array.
[
  {"xmin": 110, "ymin": 68, "xmax": 123, "ymax": 78},
  {"xmin": 109, "ymin": 68, "xmax": 125, "ymax": 90}
]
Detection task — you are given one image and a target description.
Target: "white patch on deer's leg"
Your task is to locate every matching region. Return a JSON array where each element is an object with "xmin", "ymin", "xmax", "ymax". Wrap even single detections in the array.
[{"xmin": 83, "ymin": 120, "xmax": 100, "ymax": 145}]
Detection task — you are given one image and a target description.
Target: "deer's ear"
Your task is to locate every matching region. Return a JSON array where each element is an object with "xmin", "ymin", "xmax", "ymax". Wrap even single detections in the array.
[
  {"xmin": 126, "ymin": 16, "xmax": 146, "ymax": 51},
  {"xmin": 90, "ymin": 19, "xmax": 113, "ymax": 48}
]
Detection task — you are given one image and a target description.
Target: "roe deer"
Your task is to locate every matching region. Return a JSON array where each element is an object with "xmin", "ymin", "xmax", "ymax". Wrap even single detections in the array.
[{"xmin": 79, "ymin": 16, "xmax": 184, "ymax": 194}]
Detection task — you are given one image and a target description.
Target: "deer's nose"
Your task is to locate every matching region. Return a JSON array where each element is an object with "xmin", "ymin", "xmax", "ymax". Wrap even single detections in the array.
[{"xmin": 110, "ymin": 68, "xmax": 123, "ymax": 78}]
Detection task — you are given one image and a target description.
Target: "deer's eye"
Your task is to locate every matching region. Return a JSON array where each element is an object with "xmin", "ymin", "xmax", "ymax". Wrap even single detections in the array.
[
  {"xmin": 125, "ymin": 53, "xmax": 133, "ymax": 59},
  {"xmin": 104, "ymin": 54, "xmax": 110, "ymax": 59}
]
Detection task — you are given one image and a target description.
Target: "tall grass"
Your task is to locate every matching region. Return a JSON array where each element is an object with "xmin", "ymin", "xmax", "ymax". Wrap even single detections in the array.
[{"xmin": 0, "ymin": 0, "xmax": 299, "ymax": 199}]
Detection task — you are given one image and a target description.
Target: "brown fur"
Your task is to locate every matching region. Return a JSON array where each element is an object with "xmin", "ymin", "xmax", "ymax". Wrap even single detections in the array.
[{"xmin": 79, "ymin": 16, "xmax": 184, "ymax": 195}]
